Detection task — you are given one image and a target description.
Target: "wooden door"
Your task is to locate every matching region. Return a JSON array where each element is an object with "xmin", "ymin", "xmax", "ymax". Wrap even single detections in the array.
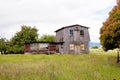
[
  {"xmin": 25, "ymin": 44, "xmax": 30, "ymax": 52},
  {"xmin": 74, "ymin": 44, "xmax": 80, "ymax": 54},
  {"xmin": 74, "ymin": 30, "xmax": 80, "ymax": 41}
]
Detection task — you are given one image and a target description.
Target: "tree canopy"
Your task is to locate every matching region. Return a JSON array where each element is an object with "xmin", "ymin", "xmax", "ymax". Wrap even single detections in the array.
[
  {"xmin": 100, "ymin": 1, "xmax": 120, "ymax": 51},
  {"xmin": 39, "ymin": 34, "xmax": 55, "ymax": 42},
  {"xmin": 8, "ymin": 25, "xmax": 38, "ymax": 54},
  {"xmin": 0, "ymin": 38, "xmax": 8, "ymax": 54}
]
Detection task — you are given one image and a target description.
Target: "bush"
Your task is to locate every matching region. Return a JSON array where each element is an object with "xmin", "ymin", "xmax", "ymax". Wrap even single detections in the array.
[{"xmin": 91, "ymin": 46, "xmax": 99, "ymax": 49}]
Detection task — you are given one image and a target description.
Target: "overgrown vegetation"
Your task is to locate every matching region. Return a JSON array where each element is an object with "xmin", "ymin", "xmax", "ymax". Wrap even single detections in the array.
[{"xmin": 0, "ymin": 49, "xmax": 120, "ymax": 80}]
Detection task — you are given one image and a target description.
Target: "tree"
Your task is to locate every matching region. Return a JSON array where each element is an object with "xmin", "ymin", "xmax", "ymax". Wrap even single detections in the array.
[
  {"xmin": 8, "ymin": 25, "xmax": 38, "ymax": 54},
  {"xmin": 100, "ymin": 0, "xmax": 120, "ymax": 51},
  {"xmin": 39, "ymin": 34, "xmax": 55, "ymax": 42},
  {"xmin": 100, "ymin": 0, "xmax": 120, "ymax": 63},
  {"xmin": 0, "ymin": 38, "xmax": 8, "ymax": 54}
]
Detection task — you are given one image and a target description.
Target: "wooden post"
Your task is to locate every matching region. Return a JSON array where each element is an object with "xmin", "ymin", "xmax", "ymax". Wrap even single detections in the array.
[
  {"xmin": 117, "ymin": 49, "xmax": 119, "ymax": 63},
  {"xmin": 117, "ymin": 44, "xmax": 120, "ymax": 63}
]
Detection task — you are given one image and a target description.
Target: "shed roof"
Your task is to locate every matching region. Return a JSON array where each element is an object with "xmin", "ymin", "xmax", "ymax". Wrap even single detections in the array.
[
  {"xmin": 25, "ymin": 42, "xmax": 64, "ymax": 44},
  {"xmin": 55, "ymin": 24, "xmax": 89, "ymax": 32}
]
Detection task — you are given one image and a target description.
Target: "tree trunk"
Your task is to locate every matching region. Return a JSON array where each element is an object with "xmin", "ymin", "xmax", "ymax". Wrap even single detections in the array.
[
  {"xmin": 3, "ymin": 50, "xmax": 6, "ymax": 54},
  {"xmin": 1, "ymin": 51, "xmax": 3, "ymax": 55}
]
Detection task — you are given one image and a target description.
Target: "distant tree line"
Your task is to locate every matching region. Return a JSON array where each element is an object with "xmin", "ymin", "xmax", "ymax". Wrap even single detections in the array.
[
  {"xmin": 91, "ymin": 46, "xmax": 99, "ymax": 49},
  {"xmin": 0, "ymin": 25, "xmax": 55, "ymax": 54}
]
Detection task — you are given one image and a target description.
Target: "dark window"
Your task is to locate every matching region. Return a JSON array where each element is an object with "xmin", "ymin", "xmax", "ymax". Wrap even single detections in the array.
[
  {"xmin": 69, "ymin": 29, "xmax": 74, "ymax": 36},
  {"xmin": 80, "ymin": 30, "xmax": 84, "ymax": 36}
]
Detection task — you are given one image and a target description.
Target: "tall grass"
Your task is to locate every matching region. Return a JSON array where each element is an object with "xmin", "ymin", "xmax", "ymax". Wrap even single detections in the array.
[{"xmin": 0, "ymin": 49, "xmax": 120, "ymax": 80}]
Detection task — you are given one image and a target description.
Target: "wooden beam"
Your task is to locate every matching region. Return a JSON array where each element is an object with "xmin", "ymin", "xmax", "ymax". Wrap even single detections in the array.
[
  {"xmin": 117, "ymin": 44, "xmax": 120, "ymax": 63},
  {"xmin": 117, "ymin": 50, "xmax": 119, "ymax": 63}
]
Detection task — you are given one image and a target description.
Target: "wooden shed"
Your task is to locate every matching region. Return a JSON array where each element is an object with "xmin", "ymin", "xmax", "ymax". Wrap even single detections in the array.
[{"xmin": 24, "ymin": 42, "xmax": 63, "ymax": 54}]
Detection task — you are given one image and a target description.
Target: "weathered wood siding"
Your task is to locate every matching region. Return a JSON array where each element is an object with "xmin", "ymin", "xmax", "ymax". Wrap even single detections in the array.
[
  {"xmin": 55, "ymin": 24, "xmax": 90, "ymax": 54},
  {"xmin": 24, "ymin": 43, "xmax": 57, "ymax": 54},
  {"xmin": 55, "ymin": 29, "xmax": 65, "ymax": 53}
]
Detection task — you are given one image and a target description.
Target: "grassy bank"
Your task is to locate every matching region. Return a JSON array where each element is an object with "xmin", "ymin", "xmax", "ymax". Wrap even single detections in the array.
[{"xmin": 0, "ymin": 49, "xmax": 120, "ymax": 80}]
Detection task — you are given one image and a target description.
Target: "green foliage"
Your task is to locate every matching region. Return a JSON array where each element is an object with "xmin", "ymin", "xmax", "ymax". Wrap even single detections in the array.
[
  {"xmin": 8, "ymin": 25, "xmax": 38, "ymax": 54},
  {"xmin": 0, "ymin": 50, "xmax": 120, "ymax": 80},
  {"xmin": 39, "ymin": 34, "xmax": 55, "ymax": 42},
  {"xmin": 91, "ymin": 46, "xmax": 99, "ymax": 49},
  {"xmin": 0, "ymin": 38, "xmax": 8, "ymax": 54},
  {"xmin": 113, "ymin": 10, "xmax": 120, "ymax": 21},
  {"xmin": 100, "ymin": 1, "xmax": 120, "ymax": 51}
]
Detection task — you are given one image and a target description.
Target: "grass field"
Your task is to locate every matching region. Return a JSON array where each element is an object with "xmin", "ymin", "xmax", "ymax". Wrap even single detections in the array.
[{"xmin": 0, "ymin": 49, "xmax": 120, "ymax": 80}]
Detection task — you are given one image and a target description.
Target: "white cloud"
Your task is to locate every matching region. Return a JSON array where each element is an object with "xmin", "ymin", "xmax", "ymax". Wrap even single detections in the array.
[{"xmin": 0, "ymin": 0, "xmax": 117, "ymax": 42}]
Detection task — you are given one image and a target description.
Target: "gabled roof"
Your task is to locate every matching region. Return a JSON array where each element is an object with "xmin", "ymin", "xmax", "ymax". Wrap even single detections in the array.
[{"xmin": 55, "ymin": 24, "xmax": 89, "ymax": 32}]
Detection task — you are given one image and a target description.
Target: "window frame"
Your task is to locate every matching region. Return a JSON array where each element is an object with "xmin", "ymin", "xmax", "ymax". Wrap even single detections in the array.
[
  {"xmin": 70, "ymin": 44, "xmax": 74, "ymax": 50},
  {"xmin": 80, "ymin": 30, "xmax": 84, "ymax": 36},
  {"xmin": 80, "ymin": 43, "xmax": 85, "ymax": 51},
  {"xmin": 38, "ymin": 43, "xmax": 49, "ymax": 50},
  {"xmin": 69, "ymin": 29, "xmax": 74, "ymax": 36},
  {"xmin": 30, "ymin": 43, "xmax": 38, "ymax": 50}
]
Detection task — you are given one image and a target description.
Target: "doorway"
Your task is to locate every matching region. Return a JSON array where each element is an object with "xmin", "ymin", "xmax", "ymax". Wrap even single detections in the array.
[{"xmin": 74, "ymin": 44, "xmax": 81, "ymax": 54}]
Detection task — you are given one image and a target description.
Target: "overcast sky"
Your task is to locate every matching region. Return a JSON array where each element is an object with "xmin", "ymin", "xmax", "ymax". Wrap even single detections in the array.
[{"xmin": 0, "ymin": 0, "xmax": 116, "ymax": 42}]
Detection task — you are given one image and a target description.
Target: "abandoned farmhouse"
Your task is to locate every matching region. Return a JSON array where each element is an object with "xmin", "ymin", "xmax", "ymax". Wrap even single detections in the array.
[{"xmin": 24, "ymin": 24, "xmax": 90, "ymax": 54}]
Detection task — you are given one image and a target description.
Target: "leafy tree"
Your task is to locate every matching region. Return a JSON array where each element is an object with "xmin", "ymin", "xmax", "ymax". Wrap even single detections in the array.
[
  {"xmin": 8, "ymin": 25, "xmax": 38, "ymax": 54},
  {"xmin": 0, "ymin": 38, "xmax": 8, "ymax": 54},
  {"xmin": 100, "ymin": 1, "xmax": 120, "ymax": 51},
  {"xmin": 39, "ymin": 34, "xmax": 55, "ymax": 42}
]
